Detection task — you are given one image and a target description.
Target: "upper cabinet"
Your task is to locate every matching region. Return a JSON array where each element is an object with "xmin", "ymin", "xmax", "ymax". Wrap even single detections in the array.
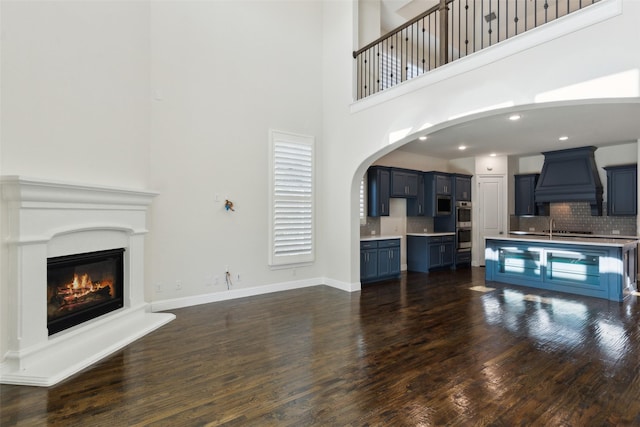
[
  {"xmin": 367, "ymin": 166, "xmax": 390, "ymax": 217},
  {"xmin": 514, "ymin": 174, "xmax": 540, "ymax": 216},
  {"xmin": 604, "ymin": 164, "xmax": 637, "ymax": 216},
  {"xmin": 390, "ymin": 168, "xmax": 419, "ymax": 198},
  {"xmin": 406, "ymin": 173, "xmax": 425, "ymax": 216},
  {"xmin": 454, "ymin": 174, "xmax": 472, "ymax": 201},
  {"xmin": 425, "ymin": 172, "xmax": 453, "ymax": 217},
  {"xmin": 432, "ymin": 173, "xmax": 452, "ymax": 195}
]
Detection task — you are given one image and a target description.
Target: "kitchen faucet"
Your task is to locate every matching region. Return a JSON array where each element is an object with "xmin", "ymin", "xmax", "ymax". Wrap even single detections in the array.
[{"xmin": 549, "ymin": 217, "xmax": 555, "ymax": 239}]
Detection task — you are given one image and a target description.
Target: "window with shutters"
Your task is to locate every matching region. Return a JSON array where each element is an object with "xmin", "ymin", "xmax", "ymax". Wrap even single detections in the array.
[
  {"xmin": 360, "ymin": 174, "xmax": 367, "ymax": 224},
  {"xmin": 269, "ymin": 130, "xmax": 314, "ymax": 267}
]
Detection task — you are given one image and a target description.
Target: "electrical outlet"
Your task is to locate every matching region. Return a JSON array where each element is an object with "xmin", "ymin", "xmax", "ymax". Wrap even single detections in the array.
[
  {"xmin": 236, "ymin": 273, "xmax": 241, "ymax": 282},
  {"xmin": 155, "ymin": 283, "xmax": 162, "ymax": 293},
  {"xmin": 529, "ymin": 227, "xmax": 535, "ymax": 231},
  {"xmin": 176, "ymin": 280, "xmax": 182, "ymax": 290},
  {"xmin": 612, "ymin": 230, "xmax": 620, "ymax": 235}
]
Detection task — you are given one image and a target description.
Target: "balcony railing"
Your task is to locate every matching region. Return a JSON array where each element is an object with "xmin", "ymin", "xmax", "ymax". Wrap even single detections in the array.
[{"xmin": 353, "ymin": 0, "xmax": 600, "ymax": 100}]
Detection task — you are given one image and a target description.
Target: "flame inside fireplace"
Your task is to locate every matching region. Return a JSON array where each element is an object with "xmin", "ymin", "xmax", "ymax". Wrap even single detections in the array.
[
  {"xmin": 48, "ymin": 270, "xmax": 116, "ymax": 320},
  {"xmin": 59, "ymin": 273, "xmax": 114, "ymax": 305}
]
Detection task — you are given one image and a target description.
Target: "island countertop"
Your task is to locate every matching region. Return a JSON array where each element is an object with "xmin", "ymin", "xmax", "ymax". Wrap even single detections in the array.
[{"xmin": 485, "ymin": 234, "xmax": 639, "ymax": 248}]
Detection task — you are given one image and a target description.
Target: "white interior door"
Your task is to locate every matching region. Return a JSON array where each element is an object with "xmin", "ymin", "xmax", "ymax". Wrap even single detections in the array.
[{"xmin": 475, "ymin": 176, "xmax": 505, "ymax": 266}]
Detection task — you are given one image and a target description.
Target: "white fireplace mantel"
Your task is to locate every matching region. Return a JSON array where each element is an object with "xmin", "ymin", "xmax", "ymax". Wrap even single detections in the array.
[{"xmin": 1, "ymin": 176, "xmax": 175, "ymax": 386}]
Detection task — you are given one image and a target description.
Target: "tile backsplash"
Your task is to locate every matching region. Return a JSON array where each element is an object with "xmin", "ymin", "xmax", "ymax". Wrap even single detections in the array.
[
  {"xmin": 513, "ymin": 202, "xmax": 637, "ymax": 236},
  {"xmin": 360, "ymin": 215, "xmax": 434, "ymax": 236}
]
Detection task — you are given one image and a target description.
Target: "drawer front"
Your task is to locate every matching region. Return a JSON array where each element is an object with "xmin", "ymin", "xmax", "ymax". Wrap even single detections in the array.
[
  {"xmin": 428, "ymin": 236, "xmax": 443, "ymax": 243},
  {"xmin": 442, "ymin": 235, "xmax": 455, "ymax": 243},
  {"xmin": 377, "ymin": 239, "xmax": 400, "ymax": 248},
  {"xmin": 360, "ymin": 241, "xmax": 378, "ymax": 250}
]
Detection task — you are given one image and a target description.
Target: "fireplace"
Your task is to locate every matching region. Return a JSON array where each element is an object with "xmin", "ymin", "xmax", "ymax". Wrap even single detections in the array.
[
  {"xmin": 1, "ymin": 176, "xmax": 175, "ymax": 387},
  {"xmin": 47, "ymin": 248, "xmax": 125, "ymax": 335}
]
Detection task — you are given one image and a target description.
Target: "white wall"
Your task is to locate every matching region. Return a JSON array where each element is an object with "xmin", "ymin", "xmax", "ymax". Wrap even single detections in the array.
[
  {"xmin": 320, "ymin": 0, "xmax": 640, "ymax": 286},
  {"xmin": 147, "ymin": 1, "xmax": 325, "ymax": 302},
  {"xmin": 0, "ymin": 1, "xmax": 151, "ymax": 187},
  {"xmin": 373, "ymin": 149, "xmax": 448, "ymax": 171},
  {"xmin": 0, "ymin": 0, "xmax": 151, "ymax": 366}
]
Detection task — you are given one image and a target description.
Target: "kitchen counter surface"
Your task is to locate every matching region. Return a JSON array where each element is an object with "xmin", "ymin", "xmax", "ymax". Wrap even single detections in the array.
[
  {"xmin": 510, "ymin": 231, "xmax": 638, "ymax": 239},
  {"xmin": 360, "ymin": 235, "xmax": 403, "ymax": 242},
  {"xmin": 406, "ymin": 232, "xmax": 455, "ymax": 237},
  {"xmin": 488, "ymin": 234, "xmax": 638, "ymax": 248}
]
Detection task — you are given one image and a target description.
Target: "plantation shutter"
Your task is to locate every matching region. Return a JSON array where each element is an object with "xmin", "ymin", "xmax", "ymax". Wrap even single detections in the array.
[
  {"xmin": 360, "ymin": 175, "xmax": 367, "ymax": 224},
  {"xmin": 269, "ymin": 130, "xmax": 314, "ymax": 266}
]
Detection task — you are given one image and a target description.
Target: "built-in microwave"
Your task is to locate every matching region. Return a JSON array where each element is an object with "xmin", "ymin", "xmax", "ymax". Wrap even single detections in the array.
[
  {"xmin": 436, "ymin": 195, "xmax": 452, "ymax": 216},
  {"xmin": 456, "ymin": 201, "xmax": 472, "ymax": 228}
]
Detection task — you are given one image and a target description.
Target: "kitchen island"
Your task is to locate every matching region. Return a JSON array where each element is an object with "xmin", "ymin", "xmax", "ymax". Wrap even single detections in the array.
[
  {"xmin": 485, "ymin": 235, "xmax": 638, "ymax": 301},
  {"xmin": 407, "ymin": 233, "xmax": 456, "ymax": 273}
]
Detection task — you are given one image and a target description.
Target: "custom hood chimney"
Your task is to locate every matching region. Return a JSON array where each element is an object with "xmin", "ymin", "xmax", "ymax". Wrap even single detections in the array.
[{"xmin": 535, "ymin": 146, "xmax": 603, "ymax": 216}]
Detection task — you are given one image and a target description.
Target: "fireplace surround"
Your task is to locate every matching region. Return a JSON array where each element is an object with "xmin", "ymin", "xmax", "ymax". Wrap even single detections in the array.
[{"xmin": 0, "ymin": 176, "xmax": 175, "ymax": 386}]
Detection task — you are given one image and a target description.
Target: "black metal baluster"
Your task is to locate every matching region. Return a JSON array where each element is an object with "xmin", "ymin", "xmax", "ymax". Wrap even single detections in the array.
[
  {"xmin": 422, "ymin": 18, "xmax": 425, "ymax": 74},
  {"xmin": 458, "ymin": 0, "xmax": 461, "ymax": 59},
  {"xmin": 464, "ymin": 0, "xmax": 469, "ymax": 56},
  {"xmin": 544, "ymin": 0, "xmax": 548, "ymax": 23}
]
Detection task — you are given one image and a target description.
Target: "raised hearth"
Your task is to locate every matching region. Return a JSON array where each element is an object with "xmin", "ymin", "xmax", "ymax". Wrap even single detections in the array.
[{"xmin": 1, "ymin": 176, "xmax": 175, "ymax": 386}]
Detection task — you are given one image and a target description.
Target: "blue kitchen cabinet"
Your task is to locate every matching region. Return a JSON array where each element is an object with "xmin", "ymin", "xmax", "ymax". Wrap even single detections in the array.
[
  {"xmin": 485, "ymin": 237, "xmax": 638, "ymax": 302},
  {"xmin": 391, "ymin": 168, "xmax": 419, "ymax": 197},
  {"xmin": 454, "ymin": 174, "xmax": 472, "ymax": 201},
  {"xmin": 407, "ymin": 234, "xmax": 455, "ymax": 272},
  {"xmin": 378, "ymin": 240, "xmax": 401, "ymax": 277},
  {"xmin": 360, "ymin": 239, "xmax": 401, "ymax": 283},
  {"xmin": 425, "ymin": 172, "xmax": 453, "ymax": 217},
  {"xmin": 604, "ymin": 164, "xmax": 637, "ymax": 216},
  {"xmin": 367, "ymin": 166, "xmax": 391, "ymax": 217},
  {"xmin": 514, "ymin": 173, "xmax": 540, "ymax": 216},
  {"xmin": 406, "ymin": 173, "xmax": 425, "ymax": 216},
  {"xmin": 360, "ymin": 241, "xmax": 379, "ymax": 281}
]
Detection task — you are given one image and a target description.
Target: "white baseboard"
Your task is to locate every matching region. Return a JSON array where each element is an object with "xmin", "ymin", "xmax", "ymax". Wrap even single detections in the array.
[{"xmin": 151, "ymin": 277, "xmax": 360, "ymax": 312}]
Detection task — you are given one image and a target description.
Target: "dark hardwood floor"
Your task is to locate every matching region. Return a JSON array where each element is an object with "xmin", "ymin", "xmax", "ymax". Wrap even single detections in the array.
[{"xmin": 3, "ymin": 267, "xmax": 640, "ymax": 426}]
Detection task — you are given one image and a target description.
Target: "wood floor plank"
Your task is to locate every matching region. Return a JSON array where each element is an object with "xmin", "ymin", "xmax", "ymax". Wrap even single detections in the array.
[{"xmin": 3, "ymin": 267, "xmax": 640, "ymax": 425}]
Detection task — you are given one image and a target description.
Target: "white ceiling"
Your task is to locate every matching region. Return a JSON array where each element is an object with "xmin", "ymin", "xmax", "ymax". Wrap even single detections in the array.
[{"xmin": 395, "ymin": 100, "xmax": 640, "ymax": 160}]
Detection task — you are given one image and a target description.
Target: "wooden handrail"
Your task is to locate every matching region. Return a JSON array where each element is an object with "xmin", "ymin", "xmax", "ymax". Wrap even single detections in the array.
[{"xmin": 352, "ymin": 0, "xmax": 453, "ymax": 58}]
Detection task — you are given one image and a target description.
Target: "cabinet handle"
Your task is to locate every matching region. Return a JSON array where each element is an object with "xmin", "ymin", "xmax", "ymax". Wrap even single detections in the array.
[{"xmin": 382, "ymin": 203, "xmax": 385, "ymax": 213}]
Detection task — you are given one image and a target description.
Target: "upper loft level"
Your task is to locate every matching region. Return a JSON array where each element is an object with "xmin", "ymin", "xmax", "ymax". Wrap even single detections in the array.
[{"xmin": 353, "ymin": 0, "xmax": 601, "ymax": 100}]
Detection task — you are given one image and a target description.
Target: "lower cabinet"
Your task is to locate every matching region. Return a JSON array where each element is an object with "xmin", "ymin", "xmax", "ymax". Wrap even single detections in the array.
[
  {"xmin": 360, "ymin": 239, "xmax": 401, "ymax": 283},
  {"xmin": 407, "ymin": 235, "xmax": 455, "ymax": 273}
]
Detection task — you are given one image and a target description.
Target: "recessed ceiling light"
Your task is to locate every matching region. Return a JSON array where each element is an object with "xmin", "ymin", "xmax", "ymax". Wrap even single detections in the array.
[
  {"xmin": 489, "ymin": 153, "xmax": 497, "ymax": 157},
  {"xmin": 559, "ymin": 136, "xmax": 569, "ymax": 141},
  {"xmin": 419, "ymin": 136, "xmax": 427, "ymax": 141},
  {"xmin": 508, "ymin": 114, "xmax": 521, "ymax": 121},
  {"xmin": 458, "ymin": 145, "xmax": 467, "ymax": 151}
]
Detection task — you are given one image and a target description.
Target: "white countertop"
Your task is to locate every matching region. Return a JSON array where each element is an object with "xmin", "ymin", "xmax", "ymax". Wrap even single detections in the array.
[
  {"xmin": 510, "ymin": 231, "xmax": 638, "ymax": 239},
  {"xmin": 406, "ymin": 232, "xmax": 455, "ymax": 237},
  {"xmin": 486, "ymin": 234, "xmax": 639, "ymax": 248},
  {"xmin": 360, "ymin": 235, "xmax": 403, "ymax": 241}
]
